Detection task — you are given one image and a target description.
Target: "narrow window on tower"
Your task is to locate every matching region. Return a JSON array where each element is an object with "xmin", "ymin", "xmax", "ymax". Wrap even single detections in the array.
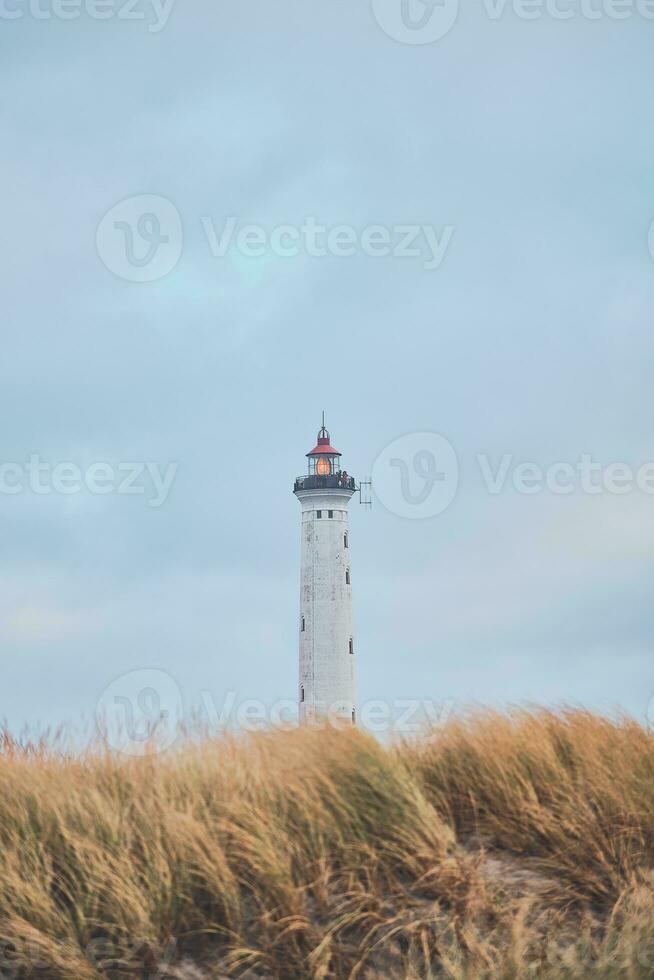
[
  {"xmin": 328, "ymin": 509, "xmax": 333, "ymax": 519},
  {"xmin": 351, "ymin": 708, "xmax": 356, "ymax": 724},
  {"xmin": 349, "ymin": 637, "xmax": 354, "ymax": 655},
  {"xmin": 345, "ymin": 567, "xmax": 351, "ymax": 585},
  {"xmin": 316, "ymin": 510, "xmax": 322, "ymax": 519},
  {"xmin": 301, "ymin": 615, "xmax": 305, "ymax": 632},
  {"xmin": 300, "ymin": 685, "xmax": 305, "ymax": 703},
  {"xmin": 344, "ymin": 531, "xmax": 349, "ymax": 548}
]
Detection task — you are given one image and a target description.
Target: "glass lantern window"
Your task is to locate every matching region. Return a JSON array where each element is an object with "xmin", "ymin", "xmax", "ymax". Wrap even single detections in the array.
[{"xmin": 308, "ymin": 455, "xmax": 339, "ymax": 475}]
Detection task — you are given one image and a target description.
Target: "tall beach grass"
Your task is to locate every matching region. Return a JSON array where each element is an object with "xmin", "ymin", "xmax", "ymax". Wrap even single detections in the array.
[{"xmin": 1, "ymin": 710, "xmax": 654, "ymax": 978}]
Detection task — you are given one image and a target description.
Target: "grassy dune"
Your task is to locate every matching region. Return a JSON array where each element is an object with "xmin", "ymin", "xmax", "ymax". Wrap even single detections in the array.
[{"xmin": 1, "ymin": 710, "xmax": 654, "ymax": 978}]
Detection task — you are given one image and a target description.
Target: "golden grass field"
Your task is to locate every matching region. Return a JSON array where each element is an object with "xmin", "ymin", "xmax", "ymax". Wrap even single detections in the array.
[{"xmin": 2, "ymin": 709, "xmax": 654, "ymax": 978}]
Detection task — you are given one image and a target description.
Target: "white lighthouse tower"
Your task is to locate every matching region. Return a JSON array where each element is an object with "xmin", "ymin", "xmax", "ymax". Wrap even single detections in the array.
[{"xmin": 294, "ymin": 418, "xmax": 357, "ymax": 725}]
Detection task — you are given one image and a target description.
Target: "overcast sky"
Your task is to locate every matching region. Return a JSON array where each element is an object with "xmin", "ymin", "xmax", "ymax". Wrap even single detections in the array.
[{"xmin": 1, "ymin": 0, "xmax": 653, "ymax": 740}]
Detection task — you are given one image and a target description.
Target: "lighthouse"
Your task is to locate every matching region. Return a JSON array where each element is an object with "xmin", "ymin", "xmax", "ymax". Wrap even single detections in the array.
[{"xmin": 294, "ymin": 419, "xmax": 357, "ymax": 725}]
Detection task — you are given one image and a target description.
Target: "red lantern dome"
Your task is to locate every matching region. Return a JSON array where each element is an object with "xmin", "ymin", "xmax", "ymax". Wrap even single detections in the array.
[{"xmin": 306, "ymin": 424, "xmax": 342, "ymax": 459}]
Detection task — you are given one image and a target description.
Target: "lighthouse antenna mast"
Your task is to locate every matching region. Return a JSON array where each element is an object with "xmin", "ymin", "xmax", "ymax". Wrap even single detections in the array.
[{"xmin": 357, "ymin": 479, "xmax": 372, "ymax": 508}]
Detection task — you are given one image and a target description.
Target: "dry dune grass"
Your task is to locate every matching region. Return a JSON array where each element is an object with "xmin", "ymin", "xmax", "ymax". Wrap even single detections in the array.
[
  {"xmin": 403, "ymin": 709, "xmax": 654, "ymax": 906},
  {"xmin": 1, "ymin": 711, "xmax": 654, "ymax": 978}
]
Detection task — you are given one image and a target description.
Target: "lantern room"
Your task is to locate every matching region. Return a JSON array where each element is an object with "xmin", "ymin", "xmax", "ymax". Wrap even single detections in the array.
[
  {"xmin": 293, "ymin": 419, "xmax": 357, "ymax": 494},
  {"xmin": 307, "ymin": 425, "xmax": 341, "ymax": 476}
]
